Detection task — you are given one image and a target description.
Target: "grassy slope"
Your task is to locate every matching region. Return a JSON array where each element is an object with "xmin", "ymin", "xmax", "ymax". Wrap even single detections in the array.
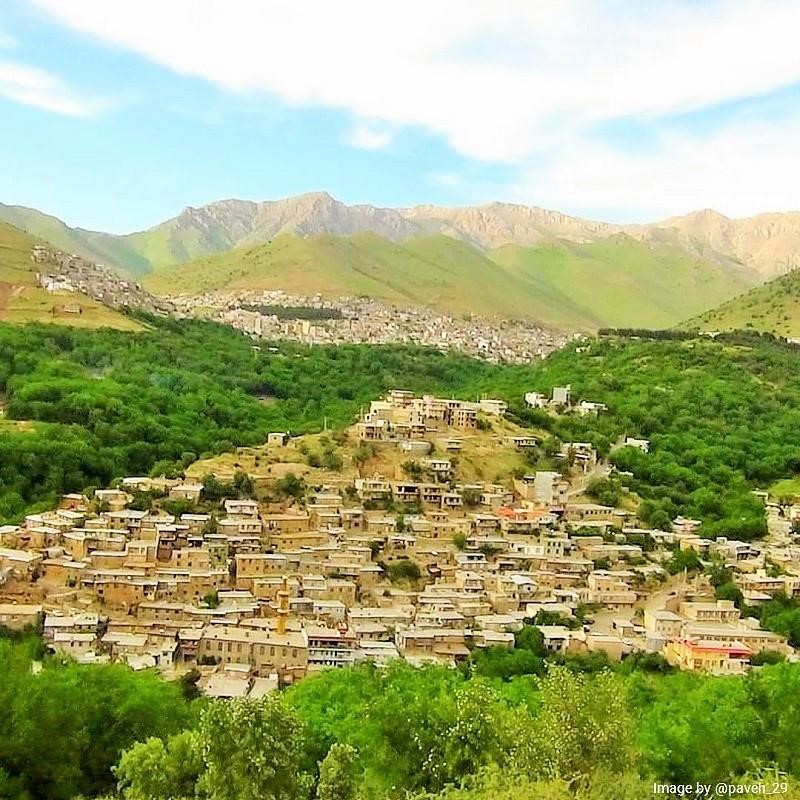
[
  {"xmin": 490, "ymin": 235, "xmax": 754, "ymax": 329},
  {"xmin": 147, "ymin": 231, "xmax": 752, "ymax": 330},
  {"xmin": 146, "ymin": 232, "xmax": 533, "ymax": 317},
  {"xmin": 0, "ymin": 222, "xmax": 143, "ymax": 331},
  {"xmin": 0, "ymin": 221, "xmax": 40, "ymax": 285},
  {"xmin": 186, "ymin": 415, "xmax": 541, "ymax": 486},
  {"xmin": 121, "ymin": 220, "xmax": 235, "ymax": 273},
  {"xmin": 685, "ymin": 268, "xmax": 800, "ymax": 338},
  {"xmin": 0, "ymin": 204, "xmax": 158, "ymax": 277}
]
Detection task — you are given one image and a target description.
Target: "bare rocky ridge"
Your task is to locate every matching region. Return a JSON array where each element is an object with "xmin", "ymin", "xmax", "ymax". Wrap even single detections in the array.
[
  {"xmin": 160, "ymin": 195, "xmax": 800, "ymax": 278},
  {"xmin": 403, "ymin": 202, "xmax": 623, "ymax": 248},
  {"xmin": 639, "ymin": 209, "xmax": 800, "ymax": 277},
  {"xmin": 4, "ymin": 193, "xmax": 800, "ymax": 279},
  {"xmin": 168, "ymin": 192, "xmax": 418, "ymax": 247}
]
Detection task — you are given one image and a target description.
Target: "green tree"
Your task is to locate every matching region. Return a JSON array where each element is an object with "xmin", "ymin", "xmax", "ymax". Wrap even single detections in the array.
[
  {"xmin": 198, "ymin": 696, "xmax": 308, "ymax": 800},
  {"xmin": 116, "ymin": 731, "xmax": 203, "ymax": 800},
  {"xmin": 519, "ymin": 666, "xmax": 633, "ymax": 780},
  {"xmin": 275, "ymin": 473, "xmax": 306, "ymax": 501},
  {"xmin": 316, "ymin": 743, "xmax": 358, "ymax": 800}
]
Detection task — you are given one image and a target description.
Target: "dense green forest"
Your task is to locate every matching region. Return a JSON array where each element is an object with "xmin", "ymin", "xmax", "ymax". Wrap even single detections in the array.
[
  {"xmin": 1, "ymin": 318, "xmax": 800, "ymax": 538},
  {"xmin": 3, "ymin": 630, "xmax": 800, "ymax": 800},
  {"xmin": 0, "ymin": 318, "xmax": 497, "ymax": 521},
  {"xmin": 0, "ymin": 320, "xmax": 800, "ymax": 538}
]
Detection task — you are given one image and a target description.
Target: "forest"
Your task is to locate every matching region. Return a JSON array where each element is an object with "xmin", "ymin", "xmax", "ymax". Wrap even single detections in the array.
[
  {"xmin": 2, "ymin": 628, "xmax": 800, "ymax": 800},
  {"xmin": 1, "ymin": 319, "xmax": 800, "ymax": 540}
]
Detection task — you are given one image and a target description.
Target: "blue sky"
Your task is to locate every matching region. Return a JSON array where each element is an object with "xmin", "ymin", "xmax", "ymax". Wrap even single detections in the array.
[{"xmin": 1, "ymin": 0, "xmax": 800, "ymax": 233}]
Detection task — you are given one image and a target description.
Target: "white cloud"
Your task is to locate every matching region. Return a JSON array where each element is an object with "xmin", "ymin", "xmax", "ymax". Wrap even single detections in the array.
[
  {"xmin": 511, "ymin": 119, "xmax": 800, "ymax": 220},
  {"xmin": 29, "ymin": 0, "xmax": 800, "ymax": 162},
  {"xmin": 0, "ymin": 60, "xmax": 106, "ymax": 116},
  {"xmin": 344, "ymin": 123, "xmax": 392, "ymax": 151},
  {"xmin": 25, "ymin": 0, "xmax": 800, "ymax": 217}
]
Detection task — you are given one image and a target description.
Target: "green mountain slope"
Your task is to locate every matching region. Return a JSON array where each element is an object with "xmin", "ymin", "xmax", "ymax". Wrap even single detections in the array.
[
  {"xmin": 684, "ymin": 267, "xmax": 800, "ymax": 337},
  {"xmin": 490, "ymin": 235, "xmax": 754, "ymax": 329},
  {"xmin": 0, "ymin": 203, "xmax": 155, "ymax": 276},
  {"xmin": 0, "ymin": 203, "xmax": 226, "ymax": 277},
  {"xmin": 146, "ymin": 231, "xmax": 752, "ymax": 330},
  {"xmin": 0, "ymin": 221, "xmax": 42, "ymax": 286},
  {"xmin": 0, "ymin": 222, "xmax": 142, "ymax": 330},
  {"xmin": 146, "ymin": 232, "xmax": 531, "ymax": 317}
]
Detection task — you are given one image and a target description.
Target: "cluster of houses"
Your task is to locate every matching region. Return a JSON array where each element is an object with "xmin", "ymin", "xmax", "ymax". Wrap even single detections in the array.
[
  {"xmin": 31, "ymin": 245, "xmax": 172, "ymax": 316},
  {"xmin": 167, "ymin": 289, "xmax": 572, "ymax": 364},
  {"xmin": 356, "ymin": 390, "xmax": 508, "ymax": 441},
  {"xmin": 0, "ymin": 390, "xmax": 795, "ymax": 693},
  {"xmin": 525, "ymin": 384, "xmax": 608, "ymax": 417}
]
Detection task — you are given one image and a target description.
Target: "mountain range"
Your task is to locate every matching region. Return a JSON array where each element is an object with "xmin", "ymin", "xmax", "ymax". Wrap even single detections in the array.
[
  {"xmin": 3, "ymin": 192, "xmax": 800, "ymax": 331},
  {"xmin": 4, "ymin": 192, "xmax": 800, "ymax": 278}
]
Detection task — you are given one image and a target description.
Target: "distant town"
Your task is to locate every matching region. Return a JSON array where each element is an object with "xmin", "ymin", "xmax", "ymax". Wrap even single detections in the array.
[
  {"xmin": 30, "ymin": 243, "xmax": 574, "ymax": 362},
  {"xmin": 0, "ymin": 385, "xmax": 794, "ymax": 700},
  {"xmin": 168, "ymin": 290, "xmax": 573, "ymax": 363}
]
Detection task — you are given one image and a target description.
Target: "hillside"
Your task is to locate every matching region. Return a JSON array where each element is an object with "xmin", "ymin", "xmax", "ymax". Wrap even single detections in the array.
[
  {"xmin": 0, "ymin": 222, "xmax": 142, "ymax": 331},
  {"xmin": 0, "ymin": 203, "xmax": 152, "ymax": 276},
  {"xmin": 4, "ymin": 319, "xmax": 800, "ymax": 535},
  {"xmin": 684, "ymin": 267, "xmax": 800, "ymax": 337},
  {"xmin": 146, "ymin": 231, "xmax": 753, "ymax": 330},
  {"xmin": 489, "ymin": 235, "xmax": 752, "ymax": 329},
  {"xmin": 185, "ymin": 414, "xmax": 540, "ymax": 488},
  {"xmin": 0, "ymin": 194, "xmax": 419, "ymax": 277}
]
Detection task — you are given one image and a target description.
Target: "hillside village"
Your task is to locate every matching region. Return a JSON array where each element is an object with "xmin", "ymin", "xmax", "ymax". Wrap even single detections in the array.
[
  {"xmin": 170, "ymin": 290, "xmax": 572, "ymax": 363},
  {"xmin": 31, "ymin": 245, "xmax": 172, "ymax": 317},
  {"xmin": 0, "ymin": 386, "xmax": 795, "ymax": 699}
]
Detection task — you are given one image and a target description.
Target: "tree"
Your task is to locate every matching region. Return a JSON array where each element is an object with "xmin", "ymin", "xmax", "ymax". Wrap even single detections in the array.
[
  {"xmin": 665, "ymin": 548, "xmax": 702, "ymax": 575},
  {"xmin": 232, "ymin": 470, "xmax": 254, "ymax": 498},
  {"xmin": 320, "ymin": 449, "xmax": 343, "ymax": 471},
  {"xmin": 520, "ymin": 666, "xmax": 633, "ymax": 780},
  {"xmin": 177, "ymin": 668, "xmax": 202, "ymax": 701},
  {"xmin": 461, "ymin": 488, "xmax": 482, "ymax": 507},
  {"xmin": 116, "ymin": 731, "xmax": 203, "ymax": 800},
  {"xmin": 202, "ymin": 591, "xmax": 220, "ymax": 608},
  {"xmin": 275, "ymin": 473, "xmax": 306, "ymax": 501},
  {"xmin": 382, "ymin": 559, "xmax": 421, "ymax": 583},
  {"xmin": 402, "ymin": 460, "xmax": 424, "ymax": 480},
  {"xmin": 715, "ymin": 581, "xmax": 744, "ymax": 607},
  {"xmin": 198, "ymin": 696, "xmax": 309, "ymax": 800},
  {"xmin": 0, "ymin": 640, "xmax": 191, "ymax": 800},
  {"xmin": 316, "ymin": 743, "xmax": 357, "ymax": 800}
]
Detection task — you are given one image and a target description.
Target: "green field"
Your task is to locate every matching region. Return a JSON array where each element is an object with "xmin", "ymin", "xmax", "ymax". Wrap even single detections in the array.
[
  {"xmin": 0, "ymin": 222, "xmax": 143, "ymax": 331},
  {"xmin": 770, "ymin": 476, "xmax": 800, "ymax": 498},
  {"xmin": 0, "ymin": 221, "xmax": 40, "ymax": 285},
  {"xmin": 146, "ymin": 231, "xmax": 752, "ymax": 330},
  {"xmin": 2, "ymin": 288, "xmax": 143, "ymax": 331},
  {"xmin": 686, "ymin": 267, "xmax": 800, "ymax": 337},
  {"xmin": 492, "ymin": 235, "xmax": 753, "ymax": 329}
]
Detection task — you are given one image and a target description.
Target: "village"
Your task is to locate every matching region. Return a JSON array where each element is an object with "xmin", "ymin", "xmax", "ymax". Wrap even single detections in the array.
[
  {"xmin": 0, "ymin": 386, "xmax": 796, "ymax": 699},
  {"xmin": 31, "ymin": 246, "xmax": 173, "ymax": 317},
  {"xmin": 168, "ymin": 289, "xmax": 572, "ymax": 363}
]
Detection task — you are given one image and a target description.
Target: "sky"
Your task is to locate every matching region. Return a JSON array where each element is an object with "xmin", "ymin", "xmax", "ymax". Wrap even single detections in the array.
[{"xmin": 2, "ymin": 0, "xmax": 800, "ymax": 233}]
